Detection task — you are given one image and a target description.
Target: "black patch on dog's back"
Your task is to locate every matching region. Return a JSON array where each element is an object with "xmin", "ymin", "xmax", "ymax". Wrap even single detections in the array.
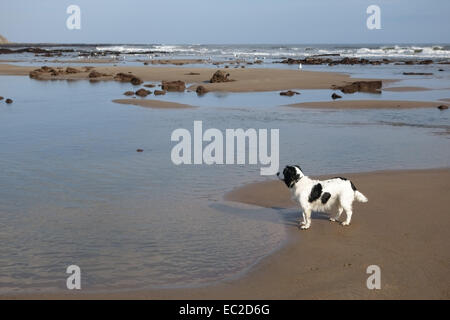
[
  {"xmin": 333, "ymin": 176, "xmax": 357, "ymax": 191},
  {"xmin": 321, "ymin": 192, "xmax": 331, "ymax": 204},
  {"xmin": 308, "ymin": 183, "xmax": 322, "ymax": 202}
]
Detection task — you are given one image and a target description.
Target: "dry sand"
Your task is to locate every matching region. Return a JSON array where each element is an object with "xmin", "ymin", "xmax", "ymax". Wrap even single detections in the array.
[
  {"xmin": 0, "ymin": 63, "xmax": 379, "ymax": 93},
  {"xmin": 112, "ymin": 98, "xmax": 195, "ymax": 109},
  {"xmin": 286, "ymin": 100, "xmax": 441, "ymax": 109},
  {"xmin": 5, "ymin": 168, "xmax": 449, "ymax": 300}
]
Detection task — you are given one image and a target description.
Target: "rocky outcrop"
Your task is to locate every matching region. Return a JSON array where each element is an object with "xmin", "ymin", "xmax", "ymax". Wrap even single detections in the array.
[
  {"xmin": 65, "ymin": 67, "xmax": 79, "ymax": 74},
  {"xmin": 437, "ymin": 105, "xmax": 448, "ymax": 110},
  {"xmin": 29, "ymin": 66, "xmax": 61, "ymax": 78},
  {"xmin": 29, "ymin": 66, "xmax": 89, "ymax": 79},
  {"xmin": 5, "ymin": 98, "xmax": 13, "ymax": 104},
  {"xmin": 161, "ymin": 80, "xmax": 185, "ymax": 92},
  {"xmin": 114, "ymin": 73, "xmax": 142, "ymax": 85},
  {"xmin": 334, "ymin": 81, "xmax": 382, "ymax": 94},
  {"xmin": 210, "ymin": 70, "xmax": 230, "ymax": 83},
  {"xmin": 89, "ymin": 70, "xmax": 108, "ymax": 78}
]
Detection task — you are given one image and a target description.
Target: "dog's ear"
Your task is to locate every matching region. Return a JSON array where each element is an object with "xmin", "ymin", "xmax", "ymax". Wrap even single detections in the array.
[{"xmin": 295, "ymin": 165, "xmax": 302, "ymax": 171}]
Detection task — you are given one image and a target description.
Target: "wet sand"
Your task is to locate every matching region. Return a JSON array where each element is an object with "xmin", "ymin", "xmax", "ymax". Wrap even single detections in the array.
[
  {"xmin": 5, "ymin": 168, "xmax": 449, "ymax": 299},
  {"xmin": 383, "ymin": 86, "xmax": 431, "ymax": 92},
  {"xmin": 286, "ymin": 100, "xmax": 441, "ymax": 109},
  {"xmin": 0, "ymin": 63, "xmax": 380, "ymax": 93},
  {"xmin": 112, "ymin": 98, "xmax": 195, "ymax": 109}
]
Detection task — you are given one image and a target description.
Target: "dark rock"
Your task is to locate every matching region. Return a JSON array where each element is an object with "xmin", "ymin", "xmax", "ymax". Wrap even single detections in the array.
[
  {"xmin": 29, "ymin": 66, "xmax": 61, "ymax": 78},
  {"xmin": 0, "ymin": 96, "xmax": 3, "ymax": 100},
  {"xmin": 65, "ymin": 67, "xmax": 79, "ymax": 74},
  {"xmin": 331, "ymin": 93, "xmax": 342, "ymax": 100},
  {"xmin": 154, "ymin": 90, "xmax": 166, "ymax": 95},
  {"xmin": 88, "ymin": 70, "xmax": 107, "ymax": 78},
  {"xmin": 210, "ymin": 70, "xmax": 230, "ymax": 83},
  {"xmin": 161, "ymin": 80, "xmax": 185, "ymax": 92},
  {"xmin": 124, "ymin": 91, "xmax": 135, "ymax": 96},
  {"xmin": 438, "ymin": 69, "xmax": 444, "ymax": 71},
  {"xmin": 136, "ymin": 149, "xmax": 144, "ymax": 152},
  {"xmin": 135, "ymin": 89, "xmax": 151, "ymax": 97},
  {"xmin": 437, "ymin": 105, "xmax": 448, "ymax": 110},
  {"xmin": 403, "ymin": 72, "xmax": 433, "ymax": 75},
  {"xmin": 196, "ymin": 85, "xmax": 208, "ymax": 95},
  {"xmin": 336, "ymin": 81, "xmax": 382, "ymax": 94},
  {"xmin": 185, "ymin": 72, "xmax": 200, "ymax": 75},
  {"xmin": 114, "ymin": 73, "xmax": 135, "ymax": 82},
  {"xmin": 280, "ymin": 90, "xmax": 300, "ymax": 97},
  {"xmin": 5, "ymin": 98, "xmax": 13, "ymax": 104},
  {"xmin": 144, "ymin": 84, "xmax": 156, "ymax": 88},
  {"xmin": 131, "ymin": 77, "xmax": 143, "ymax": 85}
]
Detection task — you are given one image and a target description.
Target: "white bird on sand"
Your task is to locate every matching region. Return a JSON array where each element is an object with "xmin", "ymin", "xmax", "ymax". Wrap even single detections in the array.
[{"xmin": 298, "ymin": 63, "xmax": 302, "ymax": 70}]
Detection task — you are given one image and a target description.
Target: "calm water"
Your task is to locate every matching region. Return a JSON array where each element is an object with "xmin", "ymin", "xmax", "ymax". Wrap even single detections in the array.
[{"xmin": 0, "ymin": 50, "xmax": 450, "ymax": 294}]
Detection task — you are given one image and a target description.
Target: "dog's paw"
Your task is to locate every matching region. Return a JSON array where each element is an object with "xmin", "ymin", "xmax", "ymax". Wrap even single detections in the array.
[
  {"xmin": 340, "ymin": 221, "xmax": 350, "ymax": 226},
  {"xmin": 329, "ymin": 218, "xmax": 337, "ymax": 222},
  {"xmin": 300, "ymin": 225, "xmax": 310, "ymax": 230}
]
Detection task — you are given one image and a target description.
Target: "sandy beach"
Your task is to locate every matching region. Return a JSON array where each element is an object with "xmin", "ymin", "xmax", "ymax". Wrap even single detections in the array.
[
  {"xmin": 1, "ymin": 40, "xmax": 449, "ymax": 300},
  {"xmin": 5, "ymin": 168, "xmax": 449, "ymax": 300}
]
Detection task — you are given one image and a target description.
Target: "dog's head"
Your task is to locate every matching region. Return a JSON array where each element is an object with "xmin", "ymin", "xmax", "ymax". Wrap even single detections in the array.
[{"xmin": 277, "ymin": 165, "xmax": 304, "ymax": 188}]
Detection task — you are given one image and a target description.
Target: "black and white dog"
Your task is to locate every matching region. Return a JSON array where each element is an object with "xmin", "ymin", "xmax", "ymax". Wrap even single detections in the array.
[{"xmin": 277, "ymin": 165, "xmax": 368, "ymax": 229}]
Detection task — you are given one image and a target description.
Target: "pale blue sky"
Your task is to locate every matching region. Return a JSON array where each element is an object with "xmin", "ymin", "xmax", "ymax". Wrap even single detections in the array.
[{"xmin": 1, "ymin": 0, "xmax": 449, "ymax": 44}]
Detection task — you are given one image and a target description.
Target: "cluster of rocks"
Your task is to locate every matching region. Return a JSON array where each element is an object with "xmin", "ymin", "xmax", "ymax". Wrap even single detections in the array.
[
  {"xmin": 278, "ymin": 57, "xmax": 391, "ymax": 66},
  {"xmin": 123, "ymin": 81, "xmax": 187, "ymax": 98},
  {"xmin": 0, "ymin": 47, "xmax": 170, "ymax": 59},
  {"xmin": 0, "ymin": 96, "xmax": 13, "ymax": 104},
  {"xmin": 0, "ymin": 47, "xmax": 75, "ymax": 55},
  {"xmin": 29, "ymin": 66, "xmax": 83, "ymax": 78},
  {"xmin": 277, "ymin": 57, "xmax": 449, "ymax": 66},
  {"xmin": 29, "ymin": 66, "xmax": 113, "ymax": 81},
  {"xmin": 333, "ymin": 81, "xmax": 382, "ymax": 94}
]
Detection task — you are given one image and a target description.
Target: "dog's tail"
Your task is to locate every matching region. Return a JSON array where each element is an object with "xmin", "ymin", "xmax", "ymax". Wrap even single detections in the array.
[{"xmin": 354, "ymin": 190, "xmax": 368, "ymax": 203}]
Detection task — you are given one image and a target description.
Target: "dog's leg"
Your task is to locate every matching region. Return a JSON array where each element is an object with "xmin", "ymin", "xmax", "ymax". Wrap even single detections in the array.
[
  {"xmin": 330, "ymin": 206, "xmax": 343, "ymax": 222},
  {"xmin": 341, "ymin": 204, "xmax": 353, "ymax": 226},
  {"xmin": 300, "ymin": 210, "xmax": 306, "ymax": 226},
  {"xmin": 301, "ymin": 208, "xmax": 311, "ymax": 230}
]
